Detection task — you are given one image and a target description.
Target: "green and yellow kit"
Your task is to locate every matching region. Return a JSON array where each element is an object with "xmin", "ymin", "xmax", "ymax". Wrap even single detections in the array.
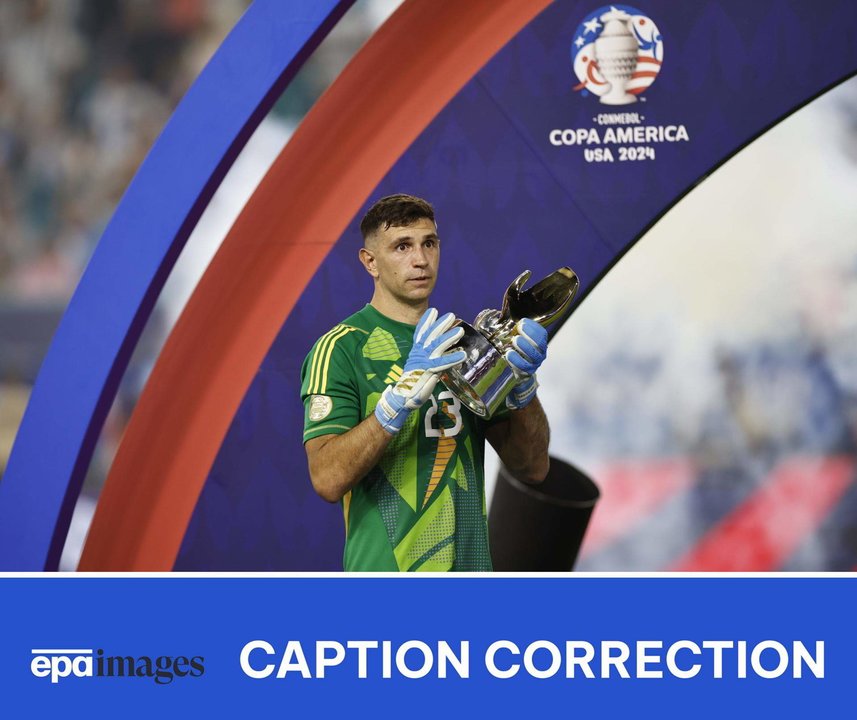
[{"xmin": 301, "ymin": 304, "xmax": 499, "ymax": 571}]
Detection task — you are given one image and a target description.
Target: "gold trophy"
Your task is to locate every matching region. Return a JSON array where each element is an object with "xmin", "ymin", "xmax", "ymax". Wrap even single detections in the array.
[{"xmin": 441, "ymin": 267, "xmax": 579, "ymax": 418}]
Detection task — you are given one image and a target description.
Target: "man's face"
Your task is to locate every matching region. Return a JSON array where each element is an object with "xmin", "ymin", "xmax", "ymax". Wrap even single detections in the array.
[{"xmin": 364, "ymin": 217, "xmax": 440, "ymax": 305}]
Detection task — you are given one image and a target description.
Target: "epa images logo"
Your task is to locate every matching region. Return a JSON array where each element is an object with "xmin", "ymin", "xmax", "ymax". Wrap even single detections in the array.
[
  {"xmin": 30, "ymin": 648, "xmax": 205, "ymax": 684},
  {"xmin": 571, "ymin": 4, "xmax": 663, "ymax": 105}
]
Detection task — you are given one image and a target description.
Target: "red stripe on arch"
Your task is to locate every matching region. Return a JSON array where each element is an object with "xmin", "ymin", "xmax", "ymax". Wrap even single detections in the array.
[
  {"xmin": 79, "ymin": 0, "xmax": 552, "ymax": 570},
  {"xmin": 670, "ymin": 456, "xmax": 855, "ymax": 572}
]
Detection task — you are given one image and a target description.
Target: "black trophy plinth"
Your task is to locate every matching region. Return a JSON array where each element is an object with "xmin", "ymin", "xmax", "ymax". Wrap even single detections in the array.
[{"xmin": 489, "ymin": 456, "xmax": 600, "ymax": 572}]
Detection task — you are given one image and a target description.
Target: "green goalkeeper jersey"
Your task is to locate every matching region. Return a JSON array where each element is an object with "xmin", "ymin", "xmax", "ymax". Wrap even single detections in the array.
[{"xmin": 301, "ymin": 304, "xmax": 497, "ymax": 572}]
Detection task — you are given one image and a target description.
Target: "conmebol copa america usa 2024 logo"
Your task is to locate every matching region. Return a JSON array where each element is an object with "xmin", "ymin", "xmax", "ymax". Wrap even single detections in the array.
[
  {"xmin": 549, "ymin": 4, "xmax": 689, "ymax": 162},
  {"xmin": 571, "ymin": 4, "xmax": 663, "ymax": 105}
]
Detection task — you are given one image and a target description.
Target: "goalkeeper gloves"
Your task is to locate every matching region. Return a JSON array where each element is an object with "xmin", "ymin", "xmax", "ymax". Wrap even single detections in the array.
[
  {"xmin": 504, "ymin": 318, "xmax": 548, "ymax": 410},
  {"xmin": 374, "ymin": 308, "xmax": 466, "ymax": 435}
]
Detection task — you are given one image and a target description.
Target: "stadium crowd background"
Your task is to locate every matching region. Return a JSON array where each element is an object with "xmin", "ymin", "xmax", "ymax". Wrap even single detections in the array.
[
  {"xmin": 0, "ymin": 0, "xmax": 397, "ymax": 490},
  {"xmin": 546, "ymin": 78, "xmax": 857, "ymax": 570}
]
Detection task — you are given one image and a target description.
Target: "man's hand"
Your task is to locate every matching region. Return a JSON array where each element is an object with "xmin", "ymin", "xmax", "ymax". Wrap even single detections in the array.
[
  {"xmin": 374, "ymin": 308, "xmax": 466, "ymax": 434},
  {"xmin": 489, "ymin": 319, "xmax": 550, "ymax": 483},
  {"xmin": 504, "ymin": 318, "xmax": 548, "ymax": 411}
]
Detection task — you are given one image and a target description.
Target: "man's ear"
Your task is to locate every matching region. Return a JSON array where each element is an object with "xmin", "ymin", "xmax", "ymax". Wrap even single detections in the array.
[{"xmin": 359, "ymin": 246, "xmax": 379, "ymax": 278}]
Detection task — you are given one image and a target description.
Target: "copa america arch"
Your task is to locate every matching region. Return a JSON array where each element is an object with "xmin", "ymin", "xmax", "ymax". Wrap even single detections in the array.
[{"xmin": 78, "ymin": 0, "xmax": 554, "ymax": 570}]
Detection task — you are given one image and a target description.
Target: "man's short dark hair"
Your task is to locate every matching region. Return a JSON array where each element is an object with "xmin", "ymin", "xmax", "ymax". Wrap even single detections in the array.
[{"xmin": 360, "ymin": 194, "xmax": 435, "ymax": 242}]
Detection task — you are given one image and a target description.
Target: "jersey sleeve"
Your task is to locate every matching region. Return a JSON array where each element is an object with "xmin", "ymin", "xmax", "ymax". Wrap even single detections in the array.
[{"xmin": 300, "ymin": 325, "xmax": 361, "ymax": 443}]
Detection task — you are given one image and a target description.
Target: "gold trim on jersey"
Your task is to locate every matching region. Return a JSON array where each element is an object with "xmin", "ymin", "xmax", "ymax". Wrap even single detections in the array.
[
  {"xmin": 424, "ymin": 436, "xmax": 456, "ymax": 508},
  {"xmin": 308, "ymin": 325, "xmax": 341, "ymax": 393},
  {"xmin": 303, "ymin": 423, "xmax": 354, "ymax": 438},
  {"xmin": 342, "ymin": 490, "xmax": 352, "ymax": 537},
  {"xmin": 309, "ymin": 325, "xmax": 356, "ymax": 394}
]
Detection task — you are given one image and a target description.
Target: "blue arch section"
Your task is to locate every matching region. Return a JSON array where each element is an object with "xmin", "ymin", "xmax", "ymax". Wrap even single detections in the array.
[
  {"xmin": 176, "ymin": 0, "xmax": 857, "ymax": 569},
  {"xmin": 0, "ymin": 0, "xmax": 355, "ymax": 570}
]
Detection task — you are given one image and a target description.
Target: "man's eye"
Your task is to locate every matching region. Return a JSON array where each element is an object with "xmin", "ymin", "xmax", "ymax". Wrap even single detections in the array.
[
  {"xmin": 424, "ymin": 239, "xmax": 436, "ymax": 248},
  {"xmin": 397, "ymin": 243, "xmax": 409, "ymax": 251}
]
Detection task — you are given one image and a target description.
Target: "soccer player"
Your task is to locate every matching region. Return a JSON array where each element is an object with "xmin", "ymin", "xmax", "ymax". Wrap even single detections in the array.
[{"xmin": 301, "ymin": 194, "xmax": 550, "ymax": 571}]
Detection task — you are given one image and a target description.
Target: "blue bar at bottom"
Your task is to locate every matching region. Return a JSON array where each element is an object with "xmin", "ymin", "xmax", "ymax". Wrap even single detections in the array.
[{"xmin": 0, "ymin": 577, "xmax": 849, "ymax": 717}]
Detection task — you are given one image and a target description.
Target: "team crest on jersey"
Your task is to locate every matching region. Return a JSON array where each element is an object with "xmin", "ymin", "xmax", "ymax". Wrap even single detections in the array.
[
  {"xmin": 571, "ymin": 5, "xmax": 663, "ymax": 105},
  {"xmin": 309, "ymin": 395, "xmax": 333, "ymax": 421}
]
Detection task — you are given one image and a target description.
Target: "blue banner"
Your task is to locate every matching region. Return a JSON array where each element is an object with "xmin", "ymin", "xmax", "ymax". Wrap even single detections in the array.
[{"xmin": 1, "ymin": 577, "xmax": 850, "ymax": 716}]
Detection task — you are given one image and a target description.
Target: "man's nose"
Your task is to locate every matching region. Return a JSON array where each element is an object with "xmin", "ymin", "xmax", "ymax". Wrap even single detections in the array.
[{"xmin": 412, "ymin": 246, "xmax": 429, "ymax": 266}]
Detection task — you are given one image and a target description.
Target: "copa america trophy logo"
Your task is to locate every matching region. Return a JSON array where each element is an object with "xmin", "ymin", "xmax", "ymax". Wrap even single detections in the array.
[
  {"xmin": 572, "ymin": 5, "xmax": 664, "ymax": 105},
  {"xmin": 440, "ymin": 268, "xmax": 579, "ymax": 418}
]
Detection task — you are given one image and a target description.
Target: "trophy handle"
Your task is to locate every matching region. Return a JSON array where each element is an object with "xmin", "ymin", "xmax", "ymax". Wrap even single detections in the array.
[
  {"xmin": 500, "ymin": 271, "xmax": 531, "ymax": 321},
  {"xmin": 501, "ymin": 267, "xmax": 580, "ymax": 327}
]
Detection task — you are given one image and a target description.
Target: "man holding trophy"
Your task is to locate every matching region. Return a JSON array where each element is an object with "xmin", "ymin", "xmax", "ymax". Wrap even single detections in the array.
[{"xmin": 301, "ymin": 194, "xmax": 576, "ymax": 571}]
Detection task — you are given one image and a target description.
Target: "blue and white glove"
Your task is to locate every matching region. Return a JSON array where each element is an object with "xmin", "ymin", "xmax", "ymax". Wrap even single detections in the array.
[
  {"xmin": 504, "ymin": 318, "xmax": 548, "ymax": 410},
  {"xmin": 374, "ymin": 308, "xmax": 466, "ymax": 435}
]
